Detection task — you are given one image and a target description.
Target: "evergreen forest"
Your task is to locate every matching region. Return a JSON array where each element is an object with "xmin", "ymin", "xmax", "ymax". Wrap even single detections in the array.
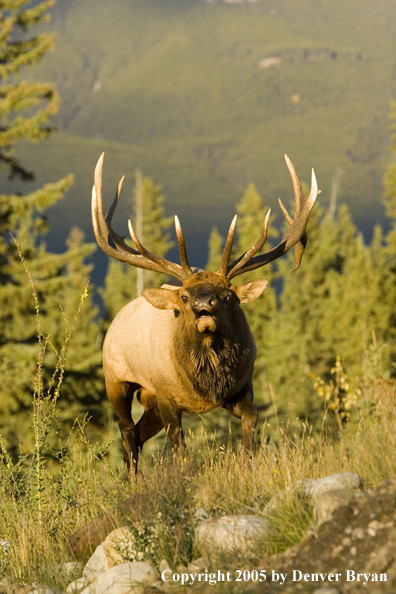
[{"xmin": 1, "ymin": 0, "xmax": 396, "ymax": 456}]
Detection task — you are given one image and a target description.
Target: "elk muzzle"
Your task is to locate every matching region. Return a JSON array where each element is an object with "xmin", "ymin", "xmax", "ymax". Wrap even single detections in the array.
[{"xmin": 192, "ymin": 291, "xmax": 218, "ymax": 334}]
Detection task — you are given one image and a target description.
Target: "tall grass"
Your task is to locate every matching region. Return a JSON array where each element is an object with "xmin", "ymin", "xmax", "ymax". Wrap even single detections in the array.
[{"xmin": 0, "ymin": 385, "xmax": 395, "ymax": 590}]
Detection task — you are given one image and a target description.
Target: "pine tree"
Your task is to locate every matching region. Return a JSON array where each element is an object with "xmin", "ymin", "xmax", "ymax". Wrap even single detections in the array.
[
  {"xmin": 48, "ymin": 228, "xmax": 103, "ymax": 433},
  {"xmin": 0, "ymin": 1, "xmax": 102, "ymax": 451},
  {"xmin": 206, "ymin": 225, "xmax": 224, "ymax": 273},
  {"xmin": 0, "ymin": 0, "xmax": 58, "ymax": 180},
  {"xmin": 101, "ymin": 171, "xmax": 174, "ymax": 326},
  {"xmin": 232, "ymin": 183, "xmax": 278, "ymax": 403},
  {"xmin": 266, "ymin": 203, "xmax": 395, "ymax": 427}
]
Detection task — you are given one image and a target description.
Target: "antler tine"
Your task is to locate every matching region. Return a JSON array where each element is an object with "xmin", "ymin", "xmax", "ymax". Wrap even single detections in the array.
[
  {"xmin": 226, "ymin": 156, "xmax": 319, "ymax": 281},
  {"xmin": 174, "ymin": 216, "xmax": 194, "ymax": 276},
  {"xmin": 216, "ymin": 215, "xmax": 237, "ymax": 276},
  {"xmin": 103, "ymin": 176, "xmax": 141, "ymax": 254},
  {"xmin": 93, "ymin": 153, "xmax": 111, "ymax": 244},
  {"xmin": 92, "ymin": 153, "xmax": 186, "ymax": 281},
  {"xmin": 127, "ymin": 219, "xmax": 188, "ymax": 279},
  {"xmin": 225, "ymin": 209, "xmax": 271, "ymax": 279},
  {"xmin": 284, "ymin": 154, "xmax": 304, "ymax": 213}
]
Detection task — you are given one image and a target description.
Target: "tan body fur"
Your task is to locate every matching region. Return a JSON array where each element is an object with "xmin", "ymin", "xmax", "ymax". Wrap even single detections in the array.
[
  {"xmin": 104, "ymin": 294, "xmax": 256, "ymax": 414},
  {"xmin": 103, "ymin": 276, "xmax": 260, "ymax": 471}
]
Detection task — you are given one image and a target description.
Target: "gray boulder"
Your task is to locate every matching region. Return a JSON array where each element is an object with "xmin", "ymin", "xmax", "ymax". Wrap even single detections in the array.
[{"xmin": 195, "ymin": 514, "xmax": 269, "ymax": 555}]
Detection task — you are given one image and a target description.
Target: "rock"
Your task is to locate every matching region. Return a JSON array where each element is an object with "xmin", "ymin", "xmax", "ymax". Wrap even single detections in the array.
[
  {"xmin": 66, "ymin": 576, "xmax": 86, "ymax": 594},
  {"xmin": 254, "ymin": 478, "xmax": 396, "ymax": 593},
  {"xmin": 192, "ymin": 508, "xmax": 209, "ymax": 522},
  {"xmin": 82, "ymin": 544, "xmax": 107, "ymax": 576},
  {"xmin": 0, "ymin": 539, "xmax": 11, "ymax": 554},
  {"xmin": 68, "ymin": 492, "xmax": 164, "ymax": 561},
  {"xmin": 312, "ymin": 588, "xmax": 342, "ymax": 594},
  {"xmin": 83, "ymin": 527, "xmax": 134, "ymax": 575},
  {"xmin": 158, "ymin": 559, "xmax": 172, "ymax": 574},
  {"xmin": 74, "ymin": 562, "xmax": 159, "ymax": 594},
  {"xmin": 314, "ymin": 489, "xmax": 357, "ymax": 525},
  {"xmin": 298, "ymin": 472, "xmax": 363, "ymax": 503},
  {"xmin": 264, "ymin": 472, "xmax": 364, "ymax": 520},
  {"xmin": 187, "ymin": 556, "xmax": 211, "ymax": 573},
  {"xmin": 194, "ymin": 515, "xmax": 269, "ymax": 555}
]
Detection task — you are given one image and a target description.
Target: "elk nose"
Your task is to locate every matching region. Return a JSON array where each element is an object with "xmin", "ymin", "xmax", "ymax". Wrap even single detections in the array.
[{"xmin": 192, "ymin": 294, "xmax": 218, "ymax": 314}]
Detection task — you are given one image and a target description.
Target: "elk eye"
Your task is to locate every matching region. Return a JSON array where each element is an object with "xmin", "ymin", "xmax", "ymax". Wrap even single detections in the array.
[
  {"xmin": 226, "ymin": 294, "xmax": 232, "ymax": 301},
  {"xmin": 181, "ymin": 295, "xmax": 189, "ymax": 303}
]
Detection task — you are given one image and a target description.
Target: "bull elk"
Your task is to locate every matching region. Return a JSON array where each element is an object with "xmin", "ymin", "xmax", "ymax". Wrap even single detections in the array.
[{"xmin": 92, "ymin": 153, "xmax": 318, "ymax": 473}]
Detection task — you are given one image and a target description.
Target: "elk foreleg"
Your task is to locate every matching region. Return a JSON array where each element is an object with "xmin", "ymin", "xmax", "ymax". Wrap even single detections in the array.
[
  {"xmin": 157, "ymin": 396, "xmax": 186, "ymax": 454},
  {"xmin": 223, "ymin": 382, "xmax": 258, "ymax": 454}
]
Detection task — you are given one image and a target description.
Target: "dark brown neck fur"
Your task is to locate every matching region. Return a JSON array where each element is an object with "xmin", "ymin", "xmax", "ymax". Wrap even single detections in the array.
[{"xmin": 175, "ymin": 317, "xmax": 251, "ymax": 405}]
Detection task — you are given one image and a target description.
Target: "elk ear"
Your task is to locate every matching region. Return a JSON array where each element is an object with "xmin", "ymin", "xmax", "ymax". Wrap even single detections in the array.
[
  {"xmin": 142, "ymin": 287, "xmax": 180, "ymax": 310},
  {"xmin": 230, "ymin": 279, "xmax": 269, "ymax": 304}
]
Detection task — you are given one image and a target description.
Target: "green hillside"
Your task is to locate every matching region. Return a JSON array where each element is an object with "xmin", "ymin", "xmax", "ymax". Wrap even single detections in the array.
[{"xmin": 11, "ymin": 0, "xmax": 396, "ymax": 269}]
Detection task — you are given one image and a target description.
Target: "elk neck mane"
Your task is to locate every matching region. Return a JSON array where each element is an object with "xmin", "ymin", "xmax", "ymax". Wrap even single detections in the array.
[{"xmin": 175, "ymin": 318, "xmax": 251, "ymax": 405}]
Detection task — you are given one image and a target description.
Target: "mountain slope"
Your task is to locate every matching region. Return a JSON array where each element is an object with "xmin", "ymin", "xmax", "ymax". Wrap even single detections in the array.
[{"xmin": 11, "ymin": 0, "xmax": 396, "ymax": 272}]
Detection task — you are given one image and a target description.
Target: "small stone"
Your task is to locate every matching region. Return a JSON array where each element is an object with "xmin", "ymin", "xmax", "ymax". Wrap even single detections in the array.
[
  {"xmin": 314, "ymin": 489, "xmax": 353, "ymax": 525},
  {"xmin": 299, "ymin": 472, "xmax": 363, "ymax": 503},
  {"xmin": 341, "ymin": 536, "xmax": 351, "ymax": 546},
  {"xmin": 195, "ymin": 515, "xmax": 269, "ymax": 555},
  {"xmin": 58, "ymin": 562, "xmax": 81, "ymax": 581},
  {"xmin": 76, "ymin": 562, "xmax": 159, "ymax": 594},
  {"xmin": 66, "ymin": 577, "xmax": 87, "ymax": 594},
  {"xmin": 352, "ymin": 527, "xmax": 365, "ymax": 539},
  {"xmin": 331, "ymin": 545, "xmax": 343, "ymax": 556},
  {"xmin": 368, "ymin": 519, "xmax": 383, "ymax": 531},
  {"xmin": 159, "ymin": 559, "xmax": 172, "ymax": 574},
  {"xmin": 83, "ymin": 527, "xmax": 134, "ymax": 575},
  {"xmin": 176, "ymin": 565, "xmax": 188, "ymax": 573},
  {"xmin": 193, "ymin": 508, "xmax": 209, "ymax": 522},
  {"xmin": 350, "ymin": 546, "xmax": 357, "ymax": 556},
  {"xmin": 187, "ymin": 556, "xmax": 211, "ymax": 573}
]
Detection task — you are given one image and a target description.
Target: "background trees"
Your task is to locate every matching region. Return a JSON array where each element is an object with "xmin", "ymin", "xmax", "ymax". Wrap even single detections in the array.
[
  {"xmin": 0, "ymin": 0, "xmax": 101, "ymax": 451},
  {"xmin": 2, "ymin": 1, "xmax": 396, "ymax": 456}
]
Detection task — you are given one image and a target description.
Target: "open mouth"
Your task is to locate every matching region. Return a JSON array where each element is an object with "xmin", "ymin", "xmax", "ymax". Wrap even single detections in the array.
[
  {"xmin": 196, "ymin": 311, "xmax": 217, "ymax": 333},
  {"xmin": 197, "ymin": 310, "xmax": 213, "ymax": 318}
]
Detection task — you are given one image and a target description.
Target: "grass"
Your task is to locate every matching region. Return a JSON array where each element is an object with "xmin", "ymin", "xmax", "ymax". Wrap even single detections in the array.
[{"xmin": 0, "ymin": 365, "xmax": 395, "ymax": 591}]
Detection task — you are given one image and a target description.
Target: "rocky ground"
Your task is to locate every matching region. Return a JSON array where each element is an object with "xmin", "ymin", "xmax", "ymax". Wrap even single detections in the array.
[
  {"xmin": 253, "ymin": 478, "xmax": 396, "ymax": 594},
  {"xmin": 3, "ymin": 475, "xmax": 396, "ymax": 593}
]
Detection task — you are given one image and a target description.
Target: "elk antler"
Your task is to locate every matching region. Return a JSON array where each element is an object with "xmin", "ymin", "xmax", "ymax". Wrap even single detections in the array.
[
  {"xmin": 220, "ymin": 155, "xmax": 319, "ymax": 281},
  {"xmin": 91, "ymin": 153, "xmax": 193, "ymax": 281}
]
